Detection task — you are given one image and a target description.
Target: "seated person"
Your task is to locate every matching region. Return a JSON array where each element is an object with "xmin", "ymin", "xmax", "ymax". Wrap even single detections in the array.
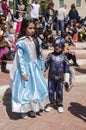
[
  {"xmin": 65, "ymin": 20, "xmax": 77, "ymax": 38},
  {"xmin": 43, "ymin": 24, "xmax": 54, "ymax": 48},
  {"xmin": 63, "ymin": 33, "xmax": 79, "ymax": 67}
]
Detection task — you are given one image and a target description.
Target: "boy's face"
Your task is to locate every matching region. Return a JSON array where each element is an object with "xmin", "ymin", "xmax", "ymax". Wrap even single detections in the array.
[{"xmin": 54, "ymin": 46, "xmax": 63, "ymax": 53}]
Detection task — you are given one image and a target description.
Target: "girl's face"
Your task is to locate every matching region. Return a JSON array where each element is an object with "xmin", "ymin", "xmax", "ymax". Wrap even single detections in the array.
[
  {"xmin": 54, "ymin": 46, "xmax": 63, "ymax": 53},
  {"xmin": 26, "ymin": 23, "xmax": 35, "ymax": 36}
]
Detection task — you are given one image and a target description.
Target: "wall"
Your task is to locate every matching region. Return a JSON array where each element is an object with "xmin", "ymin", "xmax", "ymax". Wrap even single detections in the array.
[{"xmin": 53, "ymin": 0, "xmax": 86, "ymax": 18}]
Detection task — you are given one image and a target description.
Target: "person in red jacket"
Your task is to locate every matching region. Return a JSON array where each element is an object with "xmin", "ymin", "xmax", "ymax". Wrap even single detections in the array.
[{"xmin": 1, "ymin": 0, "xmax": 9, "ymax": 17}]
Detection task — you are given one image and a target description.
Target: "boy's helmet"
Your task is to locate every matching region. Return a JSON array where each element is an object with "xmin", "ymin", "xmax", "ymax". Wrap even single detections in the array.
[{"xmin": 53, "ymin": 37, "xmax": 65, "ymax": 48}]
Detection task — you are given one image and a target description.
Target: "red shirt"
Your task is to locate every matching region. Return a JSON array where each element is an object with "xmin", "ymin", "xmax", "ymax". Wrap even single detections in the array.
[{"xmin": 1, "ymin": 1, "xmax": 8, "ymax": 16}]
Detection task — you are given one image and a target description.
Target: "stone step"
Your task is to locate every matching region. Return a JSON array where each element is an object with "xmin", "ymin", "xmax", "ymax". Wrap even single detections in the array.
[
  {"xmin": 43, "ymin": 49, "xmax": 86, "ymax": 55},
  {"xmin": 0, "ymin": 74, "xmax": 86, "ymax": 101},
  {"xmin": 0, "ymin": 59, "xmax": 85, "ymax": 73}
]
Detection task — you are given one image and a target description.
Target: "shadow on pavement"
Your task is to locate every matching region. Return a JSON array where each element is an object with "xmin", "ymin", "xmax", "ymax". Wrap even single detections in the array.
[
  {"xmin": 68, "ymin": 102, "xmax": 86, "ymax": 122},
  {"xmin": 83, "ymin": 48, "xmax": 86, "ymax": 50},
  {"xmin": 75, "ymin": 68, "xmax": 86, "ymax": 74},
  {"xmin": 2, "ymin": 88, "xmax": 21, "ymax": 120}
]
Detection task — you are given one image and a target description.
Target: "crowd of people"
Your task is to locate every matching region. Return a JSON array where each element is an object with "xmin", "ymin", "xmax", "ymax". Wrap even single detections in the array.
[{"xmin": 0, "ymin": 0, "xmax": 86, "ymax": 119}]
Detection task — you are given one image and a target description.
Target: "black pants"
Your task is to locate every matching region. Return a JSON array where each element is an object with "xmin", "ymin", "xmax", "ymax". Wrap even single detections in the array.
[
  {"xmin": 2, "ymin": 50, "xmax": 15, "ymax": 61},
  {"xmin": 65, "ymin": 53, "xmax": 77, "ymax": 64}
]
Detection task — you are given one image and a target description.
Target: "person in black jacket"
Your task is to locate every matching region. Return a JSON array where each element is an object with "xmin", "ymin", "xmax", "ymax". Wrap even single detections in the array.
[
  {"xmin": 44, "ymin": 1, "xmax": 55, "ymax": 29},
  {"xmin": 69, "ymin": 4, "xmax": 79, "ymax": 22}
]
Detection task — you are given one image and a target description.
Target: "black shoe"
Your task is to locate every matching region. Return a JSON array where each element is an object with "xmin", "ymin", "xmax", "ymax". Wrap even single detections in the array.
[
  {"xmin": 2, "ymin": 69, "xmax": 9, "ymax": 73},
  {"xmin": 1, "ymin": 62, "xmax": 9, "ymax": 73},
  {"xmin": 29, "ymin": 111, "xmax": 36, "ymax": 118},
  {"xmin": 45, "ymin": 103, "xmax": 56, "ymax": 112},
  {"xmin": 73, "ymin": 63, "xmax": 79, "ymax": 67}
]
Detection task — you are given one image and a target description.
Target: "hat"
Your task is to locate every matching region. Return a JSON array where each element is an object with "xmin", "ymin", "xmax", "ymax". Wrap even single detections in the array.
[{"xmin": 53, "ymin": 37, "xmax": 65, "ymax": 48}]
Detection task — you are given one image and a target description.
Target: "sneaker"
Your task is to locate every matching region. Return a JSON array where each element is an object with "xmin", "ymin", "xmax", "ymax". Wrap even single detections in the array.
[
  {"xmin": 21, "ymin": 113, "xmax": 28, "ymax": 119},
  {"xmin": 45, "ymin": 106, "xmax": 53, "ymax": 112},
  {"xmin": 57, "ymin": 107, "xmax": 64, "ymax": 113}
]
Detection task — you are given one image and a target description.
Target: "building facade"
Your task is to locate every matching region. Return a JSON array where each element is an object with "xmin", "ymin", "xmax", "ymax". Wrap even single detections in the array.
[
  {"xmin": 0, "ymin": 0, "xmax": 86, "ymax": 17},
  {"xmin": 53, "ymin": 0, "xmax": 86, "ymax": 17}
]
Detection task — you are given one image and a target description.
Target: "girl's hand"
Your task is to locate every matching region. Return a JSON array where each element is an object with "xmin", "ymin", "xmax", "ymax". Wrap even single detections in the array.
[
  {"xmin": 42, "ymin": 71, "xmax": 46, "ymax": 77},
  {"xmin": 22, "ymin": 74, "xmax": 28, "ymax": 81}
]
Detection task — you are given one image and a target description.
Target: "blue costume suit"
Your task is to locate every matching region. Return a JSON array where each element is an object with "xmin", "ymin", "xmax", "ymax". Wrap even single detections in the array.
[
  {"xmin": 10, "ymin": 36, "xmax": 48, "ymax": 113},
  {"xmin": 45, "ymin": 51, "xmax": 70, "ymax": 107}
]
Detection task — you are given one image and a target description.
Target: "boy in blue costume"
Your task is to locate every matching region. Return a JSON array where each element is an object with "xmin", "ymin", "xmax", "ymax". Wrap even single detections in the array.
[{"xmin": 45, "ymin": 37, "xmax": 70, "ymax": 113}]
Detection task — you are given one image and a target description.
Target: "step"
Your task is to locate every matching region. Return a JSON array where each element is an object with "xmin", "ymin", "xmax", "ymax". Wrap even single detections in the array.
[{"xmin": 0, "ymin": 74, "xmax": 86, "ymax": 101}]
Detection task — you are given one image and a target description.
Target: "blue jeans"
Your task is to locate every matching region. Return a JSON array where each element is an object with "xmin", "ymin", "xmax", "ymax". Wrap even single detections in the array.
[
  {"xmin": 48, "ymin": 78, "xmax": 63, "ymax": 107},
  {"xmin": 56, "ymin": 20, "xmax": 65, "ymax": 36}
]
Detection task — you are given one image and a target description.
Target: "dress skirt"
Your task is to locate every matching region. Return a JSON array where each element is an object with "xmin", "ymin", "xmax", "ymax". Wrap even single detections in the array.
[{"xmin": 11, "ymin": 56, "xmax": 49, "ymax": 113}]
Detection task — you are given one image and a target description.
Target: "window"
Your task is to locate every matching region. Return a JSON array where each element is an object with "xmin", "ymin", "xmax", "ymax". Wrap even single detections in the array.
[
  {"xmin": 76, "ymin": 0, "xmax": 81, "ymax": 7},
  {"xmin": 59, "ymin": 0, "xmax": 64, "ymax": 7}
]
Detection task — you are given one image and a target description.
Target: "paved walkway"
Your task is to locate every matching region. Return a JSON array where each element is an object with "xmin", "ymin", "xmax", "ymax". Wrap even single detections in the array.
[{"xmin": 0, "ymin": 42, "xmax": 86, "ymax": 130}]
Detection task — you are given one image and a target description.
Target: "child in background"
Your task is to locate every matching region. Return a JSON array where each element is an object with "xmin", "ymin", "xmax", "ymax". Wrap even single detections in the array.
[
  {"xmin": 63, "ymin": 33, "xmax": 79, "ymax": 67},
  {"xmin": 35, "ymin": 20, "xmax": 44, "ymax": 43},
  {"xmin": 14, "ymin": 15, "xmax": 23, "ymax": 34},
  {"xmin": 45, "ymin": 37, "xmax": 70, "ymax": 113},
  {"xmin": 43, "ymin": 24, "xmax": 54, "ymax": 49}
]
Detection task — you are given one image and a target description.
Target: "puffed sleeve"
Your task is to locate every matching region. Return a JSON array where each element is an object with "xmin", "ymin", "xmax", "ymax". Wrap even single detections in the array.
[{"xmin": 16, "ymin": 40, "xmax": 27, "ymax": 76}]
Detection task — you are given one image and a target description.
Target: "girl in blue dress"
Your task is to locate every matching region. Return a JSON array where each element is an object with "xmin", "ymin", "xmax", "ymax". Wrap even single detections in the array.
[{"xmin": 10, "ymin": 19, "xmax": 48, "ymax": 119}]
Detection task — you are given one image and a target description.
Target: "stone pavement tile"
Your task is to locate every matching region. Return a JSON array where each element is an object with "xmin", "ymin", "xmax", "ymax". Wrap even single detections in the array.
[
  {"xmin": 0, "ymin": 72, "xmax": 10, "ymax": 86},
  {"xmin": 0, "ymin": 41, "xmax": 86, "ymax": 130},
  {"xmin": 74, "ymin": 64, "xmax": 86, "ymax": 75},
  {"xmin": 77, "ymin": 55, "xmax": 86, "ymax": 59},
  {"xmin": 26, "ymin": 118, "xmax": 59, "ymax": 130},
  {"xmin": 0, "ymin": 86, "xmax": 86, "ymax": 130}
]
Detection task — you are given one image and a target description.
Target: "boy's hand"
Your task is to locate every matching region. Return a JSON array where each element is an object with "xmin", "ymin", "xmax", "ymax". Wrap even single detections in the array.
[{"xmin": 22, "ymin": 74, "xmax": 28, "ymax": 81}]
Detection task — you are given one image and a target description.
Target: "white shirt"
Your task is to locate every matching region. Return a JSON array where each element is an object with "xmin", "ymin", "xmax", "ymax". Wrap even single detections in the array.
[
  {"xmin": 57, "ymin": 7, "xmax": 67, "ymax": 20},
  {"xmin": 30, "ymin": 3, "xmax": 40, "ymax": 19}
]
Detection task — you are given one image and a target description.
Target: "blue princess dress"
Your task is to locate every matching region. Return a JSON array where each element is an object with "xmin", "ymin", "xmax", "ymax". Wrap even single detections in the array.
[{"xmin": 10, "ymin": 36, "xmax": 48, "ymax": 113}]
